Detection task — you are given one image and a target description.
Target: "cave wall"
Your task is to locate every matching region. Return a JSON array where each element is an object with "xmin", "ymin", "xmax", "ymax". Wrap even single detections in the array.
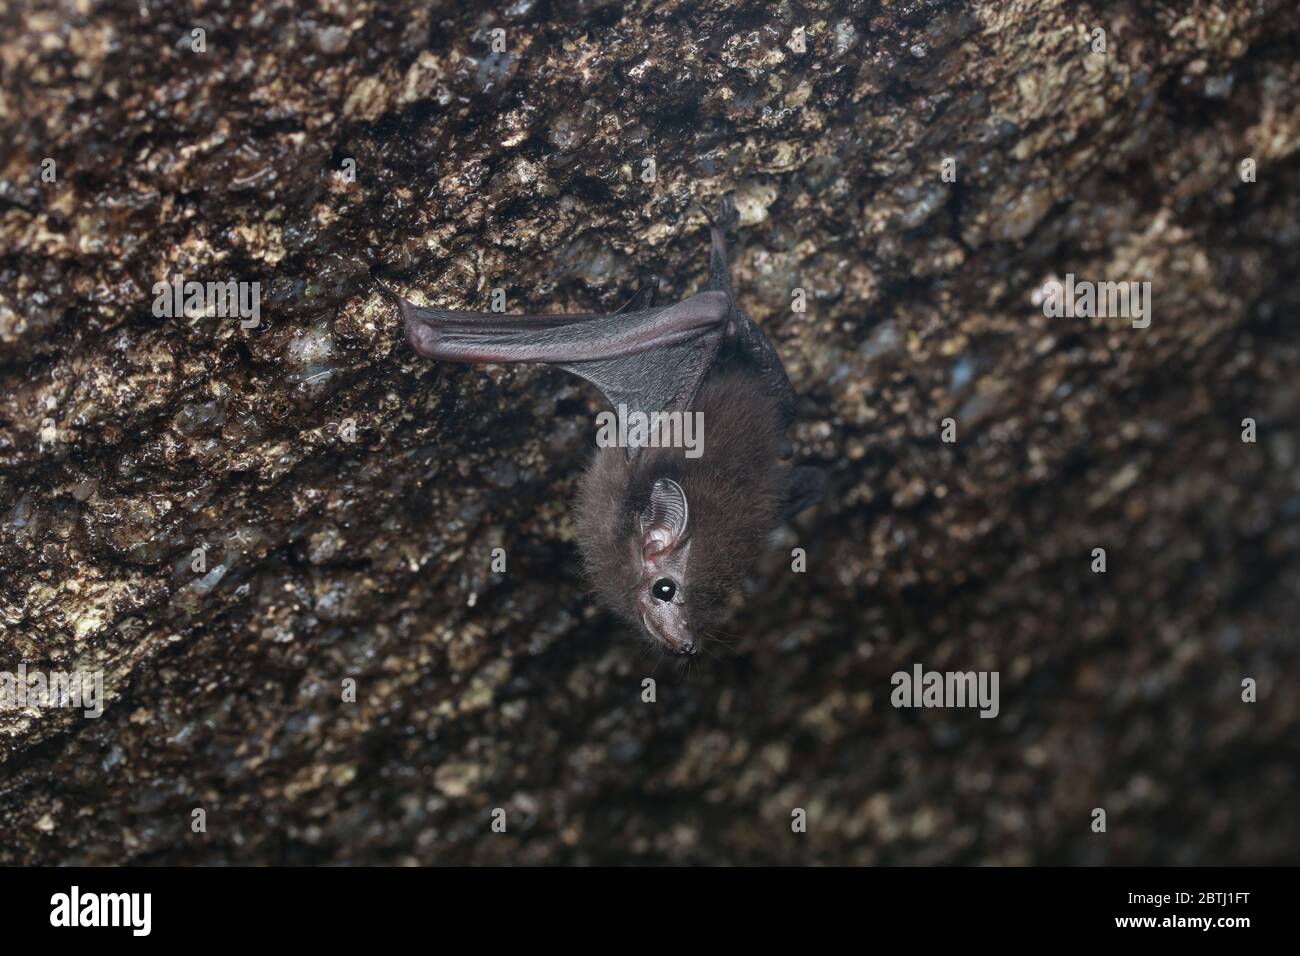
[{"xmin": 1, "ymin": 0, "xmax": 1298, "ymax": 864}]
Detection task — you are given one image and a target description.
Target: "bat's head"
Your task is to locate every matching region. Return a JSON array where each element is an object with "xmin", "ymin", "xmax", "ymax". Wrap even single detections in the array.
[
  {"xmin": 574, "ymin": 382, "xmax": 789, "ymax": 659},
  {"xmin": 633, "ymin": 478, "xmax": 697, "ymax": 656},
  {"xmin": 576, "ymin": 456, "xmax": 712, "ymax": 657}
]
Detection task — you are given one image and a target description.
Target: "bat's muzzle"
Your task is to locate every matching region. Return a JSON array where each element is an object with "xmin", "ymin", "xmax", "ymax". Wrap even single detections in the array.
[{"xmin": 640, "ymin": 612, "xmax": 697, "ymax": 656}]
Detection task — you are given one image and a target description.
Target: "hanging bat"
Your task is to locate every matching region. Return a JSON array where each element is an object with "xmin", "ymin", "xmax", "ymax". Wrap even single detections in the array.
[{"xmin": 385, "ymin": 197, "xmax": 825, "ymax": 656}]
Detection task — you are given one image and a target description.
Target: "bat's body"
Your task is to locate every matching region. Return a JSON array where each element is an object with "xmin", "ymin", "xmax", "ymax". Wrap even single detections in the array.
[{"xmin": 391, "ymin": 198, "xmax": 824, "ymax": 655}]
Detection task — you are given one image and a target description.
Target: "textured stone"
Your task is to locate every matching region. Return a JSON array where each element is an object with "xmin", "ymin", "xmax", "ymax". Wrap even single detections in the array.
[{"xmin": 0, "ymin": 0, "xmax": 1297, "ymax": 865}]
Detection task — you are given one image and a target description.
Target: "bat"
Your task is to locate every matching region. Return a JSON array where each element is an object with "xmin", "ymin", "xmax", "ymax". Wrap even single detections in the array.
[{"xmin": 385, "ymin": 196, "xmax": 825, "ymax": 656}]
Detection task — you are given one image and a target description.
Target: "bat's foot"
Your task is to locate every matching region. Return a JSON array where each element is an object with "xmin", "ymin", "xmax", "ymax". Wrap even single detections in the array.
[
  {"xmin": 700, "ymin": 193, "xmax": 739, "ymax": 236},
  {"xmin": 714, "ymin": 193, "xmax": 738, "ymax": 234},
  {"xmin": 704, "ymin": 194, "xmax": 739, "ymax": 297}
]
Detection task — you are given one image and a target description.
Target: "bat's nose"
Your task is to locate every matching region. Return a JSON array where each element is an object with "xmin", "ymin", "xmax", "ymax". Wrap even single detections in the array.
[{"xmin": 640, "ymin": 611, "xmax": 697, "ymax": 656}]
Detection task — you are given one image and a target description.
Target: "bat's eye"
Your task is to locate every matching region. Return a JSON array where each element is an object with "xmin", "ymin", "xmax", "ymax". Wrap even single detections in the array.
[{"xmin": 651, "ymin": 578, "xmax": 677, "ymax": 602}]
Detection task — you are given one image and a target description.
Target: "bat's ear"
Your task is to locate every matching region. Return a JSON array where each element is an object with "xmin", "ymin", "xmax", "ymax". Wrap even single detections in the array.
[{"xmin": 638, "ymin": 478, "xmax": 689, "ymax": 555}]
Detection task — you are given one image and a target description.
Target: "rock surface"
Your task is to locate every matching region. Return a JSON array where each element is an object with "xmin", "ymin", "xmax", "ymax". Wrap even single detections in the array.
[{"xmin": 1, "ymin": 0, "xmax": 1297, "ymax": 864}]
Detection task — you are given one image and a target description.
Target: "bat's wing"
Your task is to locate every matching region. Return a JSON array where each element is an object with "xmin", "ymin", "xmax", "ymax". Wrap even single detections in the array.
[
  {"xmin": 397, "ymin": 290, "xmax": 730, "ymax": 419},
  {"xmin": 556, "ymin": 330, "xmax": 724, "ymax": 422}
]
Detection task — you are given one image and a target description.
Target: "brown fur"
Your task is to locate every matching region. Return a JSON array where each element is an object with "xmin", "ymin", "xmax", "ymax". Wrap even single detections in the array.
[{"xmin": 573, "ymin": 364, "xmax": 788, "ymax": 633}]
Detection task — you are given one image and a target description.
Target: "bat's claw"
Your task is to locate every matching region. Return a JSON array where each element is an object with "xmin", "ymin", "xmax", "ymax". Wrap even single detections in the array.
[
  {"xmin": 618, "ymin": 275, "xmax": 661, "ymax": 314},
  {"xmin": 371, "ymin": 274, "xmax": 430, "ymax": 353},
  {"xmin": 696, "ymin": 194, "xmax": 739, "ymax": 236},
  {"xmin": 714, "ymin": 193, "xmax": 738, "ymax": 234},
  {"xmin": 372, "ymin": 273, "xmax": 405, "ymax": 306},
  {"xmin": 639, "ymin": 273, "xmax": 661, "ymax": 308}
]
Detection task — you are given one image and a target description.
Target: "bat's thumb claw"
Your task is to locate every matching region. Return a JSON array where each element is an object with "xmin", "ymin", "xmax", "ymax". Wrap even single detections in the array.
[
  {"xmin": 372, "ymin": 273, "xmax": 405, "ymax": 306},
  {"xmin": 370, "ymin": 274, "xmax": 432, "ymax": 354},
  {"xmin": 404, "ymin": 316, "xmax": 443, "ymax": 358}
]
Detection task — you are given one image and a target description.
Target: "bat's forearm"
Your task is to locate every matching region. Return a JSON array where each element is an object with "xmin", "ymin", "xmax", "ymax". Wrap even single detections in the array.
[{"xmin": 402, "ymin": 291, "xmax": 731, "ymax": 365}]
